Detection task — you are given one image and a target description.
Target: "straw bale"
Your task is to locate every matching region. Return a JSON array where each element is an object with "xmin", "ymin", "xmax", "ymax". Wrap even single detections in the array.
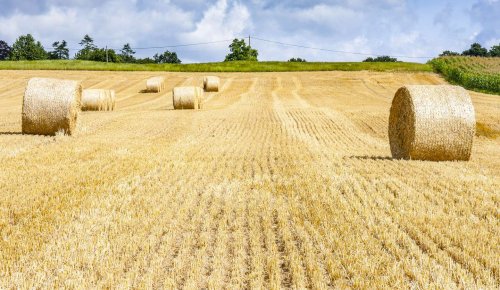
[
  {"xmin": 22, "ymin": 77, "xmax": 82, "ymax": 136},
  {"xmin": 389, "ymin": 85, "xmax": 476, "ymax": 161}
]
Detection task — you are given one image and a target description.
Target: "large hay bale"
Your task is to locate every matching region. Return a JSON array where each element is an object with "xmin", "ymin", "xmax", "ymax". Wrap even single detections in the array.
[
  {"xmin": 203, "ymin": 76, "xmax": 220, "ymax": 92},
  {"xmin": 389, "ymin": 85, "xmax": 476, "ymax": 161},
  {"xmin": 82, "ymin": 89, "xmax": 107, "ymax": 111},
  {"xmin": 172, "ymin": 86, "xmax": 204, "ymax": 110},
  {"xmin": 22, "ymin": 77, "xmax": 82, "ymax": 136},
  {"xmin": 147, "ymin": 77, "xmax": 165, "ymax": 93}
]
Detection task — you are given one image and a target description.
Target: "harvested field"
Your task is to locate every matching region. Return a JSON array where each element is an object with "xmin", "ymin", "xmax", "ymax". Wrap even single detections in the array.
[{"xmin": 0, "ymin": 70, "xmax": 498, "ymax": 288}]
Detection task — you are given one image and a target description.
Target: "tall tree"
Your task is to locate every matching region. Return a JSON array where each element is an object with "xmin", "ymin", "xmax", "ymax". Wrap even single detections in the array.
[
  {"xmin": 120, "ymin": 43, "xmax": 136, "ymax": 63},
  {"xmin": 462, "ymin": 43, "xmax": 488, "ymax": 57},
  {"xmin": 79, "ymin": 34, "xmax": 96, "ymax": 50},
  {"xmin": 75, "ymin": 34, "xmax": 97, "ymax": 60},
  {"xmin": 0, "ymin": 40, "xmax": 11, "ymax": 60},
  {"xmin": 49, "ymin": 40, "xmax": 69, "ymax": 60},
  {"xmin": 10, "ymin": 34, "xmax": 47, "ymax": 60},
  {"xmin": 153, "ymin": 50, "xmax": 181, "ymax": 64},
  {"xmin": 489, "ymin": 44, "xmax": 500, "ymax": 57},
  {"xmin": 224, "ymin": 39, "xmax": 258, "ymax": 61}
]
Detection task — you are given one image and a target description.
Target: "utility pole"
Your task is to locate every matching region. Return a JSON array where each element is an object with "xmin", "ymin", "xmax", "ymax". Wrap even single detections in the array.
[
  {"xmin": 248, "ymin": 35, "xmax": 251, "ymax": 47},
  {"xmin": 106, "ymin": 45, "xmax": 108, "ymax": 63}
]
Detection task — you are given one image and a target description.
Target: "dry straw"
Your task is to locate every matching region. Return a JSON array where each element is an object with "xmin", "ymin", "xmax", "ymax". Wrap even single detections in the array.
[
  {"xmin": 82, "ymin": 89, "xmax": 107, "ymax": 111},
  {"xmin": 389, "ymin": 85, "xmax": 476, "ymax": 161},
  {"xmin": 110, "ymin": 90, "xmax": 116, "ymax": 110},
  {"xmin": 22, "ymin": 77, "xmax": 82, "ymax": 136},
  {"xmin": 203, "ymin": 76, "xmax": 220, "ymax": 92},
  {"xmin": 147, "ymin": 77, "xmax": 165, "ymax": 93},
  {"xmin": 173, "ymin": 86, "xmax": 204, "ymax": 110}
]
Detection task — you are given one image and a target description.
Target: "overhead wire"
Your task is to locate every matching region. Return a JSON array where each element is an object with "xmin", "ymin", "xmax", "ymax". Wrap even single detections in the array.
[{"xmin": 42, "ymin": 36, "xmax": 435, "ymax": 59}]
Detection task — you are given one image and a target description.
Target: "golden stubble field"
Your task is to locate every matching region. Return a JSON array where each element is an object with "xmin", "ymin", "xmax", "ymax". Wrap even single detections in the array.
[{"xmin": 0, "ymin": 70, "xmax": 498, "ymax": 288}]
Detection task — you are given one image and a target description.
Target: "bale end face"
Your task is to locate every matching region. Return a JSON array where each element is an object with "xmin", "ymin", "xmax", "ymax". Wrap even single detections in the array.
[
  {"xmin": 203, "ymin": 76, "xmax": 220, "ymax": 92},
  {"xmin": 22, "ymin": 77, "xmax": 82, "ymax": 136},
  {"xmin": 388, "ymin": 85, "xmax": 476, "ymax": 161},
  {"xmin": 147, "ymin": 77, "xmax": 165, "ymax": 93},
  {"xmin": 82, "ymin": 89, "xmax": 108, "ymax": 111}
]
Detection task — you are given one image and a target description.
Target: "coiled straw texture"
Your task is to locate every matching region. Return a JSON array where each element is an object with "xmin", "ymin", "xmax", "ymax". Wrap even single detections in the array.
[
  {"xmin": 22, "ymin": 77, "xmax": 82, "ymax": 136},
  {"xmin": 389, "ymin": 85, "xmax": 476, "ymax": 161}
]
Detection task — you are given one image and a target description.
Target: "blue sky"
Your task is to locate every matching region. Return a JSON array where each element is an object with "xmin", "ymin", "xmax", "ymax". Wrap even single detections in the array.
[{"xmin": 0, "ymin": 0, "xmax": 498, "ymax": 63}]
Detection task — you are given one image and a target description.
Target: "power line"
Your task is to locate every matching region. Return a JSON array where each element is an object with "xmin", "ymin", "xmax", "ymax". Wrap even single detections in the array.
[
  {"xmin": 128, "ymin": 39, "xmax": 234, "ymax": 50},
  {"xmin": 251, "ymin": 36, "xmax": 435, "ymax": 59},
  {"xmin": 43, "ymin": 39, "xmax": 235, "ymax": 52},
  {"xmin": 41, "ymin": 35, "xmax": 436, "ymax": 59}
]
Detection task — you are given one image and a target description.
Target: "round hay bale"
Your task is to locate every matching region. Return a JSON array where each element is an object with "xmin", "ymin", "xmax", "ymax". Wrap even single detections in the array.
[
  {"xmin": 172, "ymin": 86, "xmax": 203, "ymax": 110},
  {"xmin": 147, "ymin": 76, "xmax": 165, "ymax": 93},
  {"xmin": 203, "ymin": 76, "xmax": 220, "ymax": 92},
  {"xmin": 389, "ymin": 85, "xmax": 476, "ymax": 161},
  {"xmin": 22, "ymin": 77, "xmax": 82, "ymax": 136},
  {"xmin": 82, "ymin": 89, "xmax": 107, "ymax": 111}
]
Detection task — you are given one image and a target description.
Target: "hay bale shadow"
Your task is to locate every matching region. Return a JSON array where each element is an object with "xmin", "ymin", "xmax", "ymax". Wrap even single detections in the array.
[
  {"xmin": 348, "ymin": 155, "xmax": 394, "ymax": 161},
  {"xmin": 139, "ymin": 89, "xmax": 157, "ymax": 94}
]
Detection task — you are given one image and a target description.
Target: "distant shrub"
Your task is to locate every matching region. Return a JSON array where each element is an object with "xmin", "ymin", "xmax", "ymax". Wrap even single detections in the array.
[
  {"xmin": 154, "ymin": 51, "xmax": 181, "ymax": 64},
  {"xmin": 462, "ymin": 43, "xmax": 489, "ymax": 57},
  {"xmin": 288, "ymin": 58, "xmax": 306, "ymax": 62},
  {"xmin": 363, "ymin": 56, "xmax": 398, "ymax": 62},
  {"xmin": 135, "ymin": 57, "xmax": 156, "ymax": 64},
  {"xmin": 439, "ymin": 50, "xmax": 460, "ymax": 57}
]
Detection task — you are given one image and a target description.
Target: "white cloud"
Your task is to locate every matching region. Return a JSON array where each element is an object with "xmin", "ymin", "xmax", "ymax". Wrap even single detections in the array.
[
  {"xmin": 181, "ymin": 0, "xmax": 251, "ymax": 62},
  {"xmin": 183, "ymin": 0, "xmax": 250, "ymax": 42},
  {"xmin": 0, "ymin": 0, "xmax": 497, "ymax": 62}
]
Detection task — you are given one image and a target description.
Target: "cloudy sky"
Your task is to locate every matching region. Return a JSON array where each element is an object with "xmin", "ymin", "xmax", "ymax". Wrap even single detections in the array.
[{"xmin": 0, "ymin": 0, "xmax": 498, "ymax": 63}]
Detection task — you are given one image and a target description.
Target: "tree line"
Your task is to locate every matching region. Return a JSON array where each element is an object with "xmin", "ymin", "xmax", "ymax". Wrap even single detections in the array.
[
  {"xmin": 0, "ymin": 34, "xmax": 267, "ymax": 63},
  {"xmin": 0, "ymin": 34, "xmax": 182, "ymax": 64},
  {"xmin": 440, "ymin": 42, "xmax": 500, "ymax": 57}
]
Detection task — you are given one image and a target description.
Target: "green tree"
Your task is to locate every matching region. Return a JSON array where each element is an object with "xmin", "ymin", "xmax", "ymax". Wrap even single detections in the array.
[
  {"xmin": 462, "ymin": 43, "xmax": 488, "ymax": 57},
  {"xmin": 288, "ymin": 57, "xmax": 306, "ymax": 62},
  {"xmin": 120, "ymin": 43, "xmax": 136, "ymax": 63},
  {"xmin": 153, "ymin": 50, "xmax": 181, "ymax": 64},
  {"xmin": 135, "ymin": 57, "xmax": 156, "ymax": 64},
  {"xmin": 10, "ymin": 34, "xmax": 47, "ymax": 60},
  {"xmin": 224, "ymin": 39, "xmax": 258, "ymax": 61},
  {"xmin": 363, "ymin": 56, "xmax": 398, "ymax": 62},
  {"xmin": 489, "ymin": 44, "xmax": 500, "ymax": 57},
  {"xmin": 48, "ymin": 40, "xmax": 69, "ymax": 60},
  {"xmin": 439, "ymin": 50, "xmax": 460, "ymax": 57},
  {"xmin": 0, "ymin": 40, "xmax": 11, "ymax": 60},
  {"xmin": 75, "ymin": 34, "xmax": 97, "ymax": 60},
  {"xmin": 87, "ymin": 48, "xmax": 121, "ymax": 62},
  {"xmin": 79, "ymin": 34, "xmax": 96, "ymax": 50}
]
